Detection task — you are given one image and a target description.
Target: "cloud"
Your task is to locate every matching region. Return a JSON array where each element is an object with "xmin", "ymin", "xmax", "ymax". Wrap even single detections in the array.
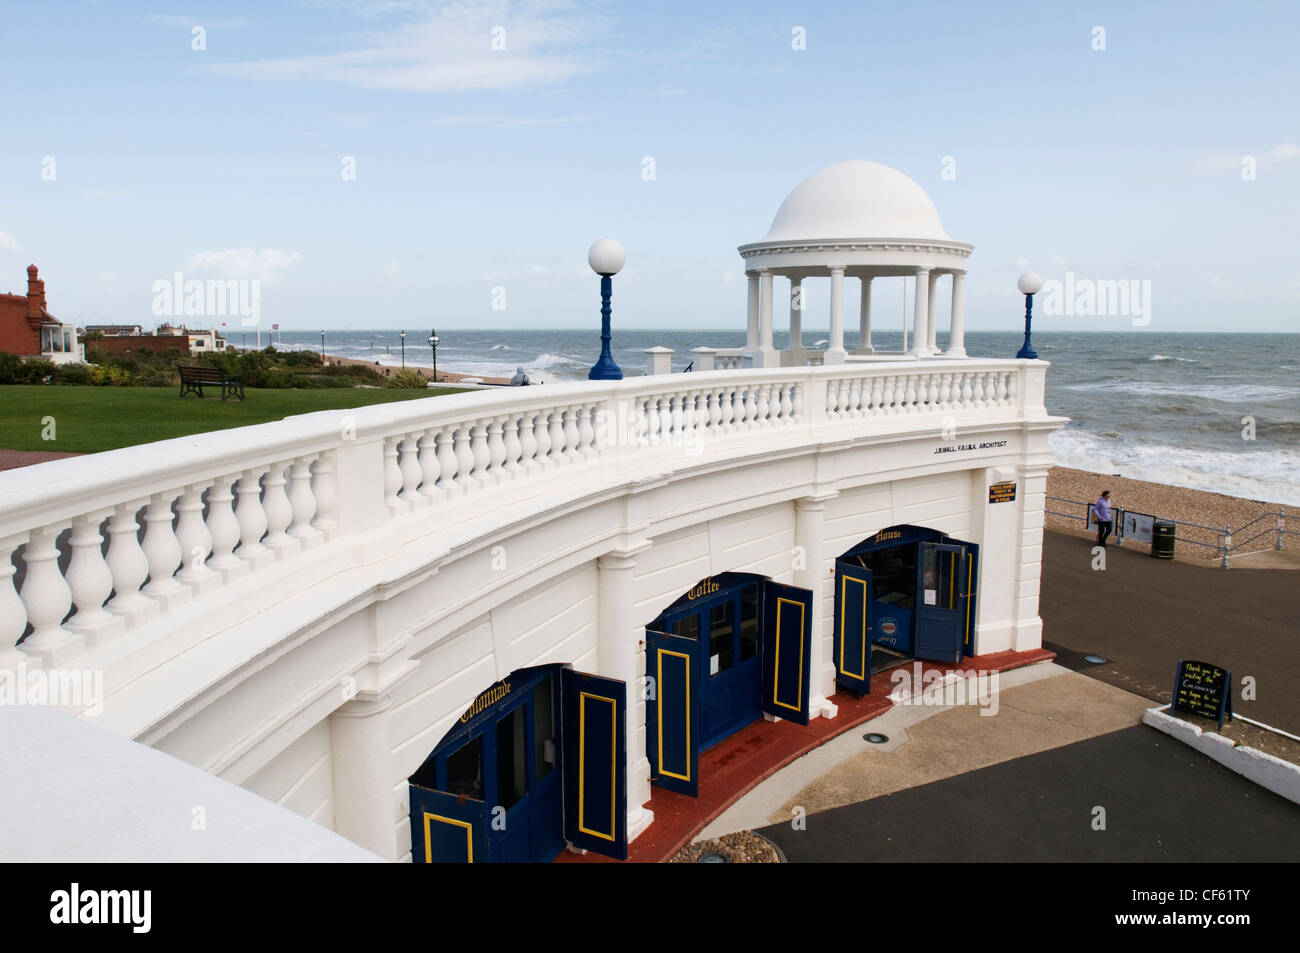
[
  {"xmin": 205, "ymin": 1, "xmax": 607, "ymax": 93},
  {"xmin": 0, "ymin": 231, "xmax": 21, "ymax": 253},
  {"xmin": 384, "ymin": 260, "xmax": 401, "ymax": 282},
  {"xmin": 83, "ymin": 189, "xmax": 127, "ymax": 199},
  {"xmin": 428, "ymin": 114, "xmax": 584, "ymax": 126},
  {"xmin": 186, "ymin": 248, "xmax": 303, "ymax": 284}
]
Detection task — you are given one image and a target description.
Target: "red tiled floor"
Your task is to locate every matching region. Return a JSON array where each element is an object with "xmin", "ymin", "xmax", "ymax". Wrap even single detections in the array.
[{"xmin": 555, "ymin": 647, "xmax": 1055, "ymax": 863}]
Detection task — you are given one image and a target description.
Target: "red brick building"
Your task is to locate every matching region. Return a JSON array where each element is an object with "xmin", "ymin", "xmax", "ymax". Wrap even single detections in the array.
[{"xmin": 0, "ymin": 264, "xmax": 82, "ymax": 362}]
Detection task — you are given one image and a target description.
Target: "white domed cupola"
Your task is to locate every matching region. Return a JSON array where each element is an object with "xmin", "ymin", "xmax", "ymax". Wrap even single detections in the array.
[
  {"xmin": 736, "ymin": 160, "xmax": 974, "ymax": 366},
  {"xmin": 762, "ymin": 160, "xmax": 953, "ymax": 243}
]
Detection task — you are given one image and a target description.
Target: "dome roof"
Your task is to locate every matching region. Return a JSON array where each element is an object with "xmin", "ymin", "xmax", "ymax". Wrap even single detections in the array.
[{"xmin": 761, "ymin": 160, "xmax": 952, "ymax": 243}]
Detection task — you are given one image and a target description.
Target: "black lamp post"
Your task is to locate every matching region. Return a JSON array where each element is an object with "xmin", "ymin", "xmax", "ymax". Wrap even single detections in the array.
[
  {"xmin": 428, "ymin": 329, "xmax": 439, "ymax": 382},
  {"xmin": 587, "ymin": 238, "xmax": 626, "ymax": 380},
  {"xmin": 320, "ymin": 330, "xmax": 325, "ymax": 364},
  {"xmin": 1015, "ymin": 272, "xmax": 1042, "ymax": 360},
  {"xmin": 400, "ymin": 330, "xmax": 406, "ymax": 370}
]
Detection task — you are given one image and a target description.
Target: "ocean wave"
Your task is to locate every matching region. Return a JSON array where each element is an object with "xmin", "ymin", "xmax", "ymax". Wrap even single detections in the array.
[
  {"xmin": 491, "ymin": 344, "xmax": 511, "ymax": 350},
  {"xmin": 1049, "ymin": 429, "xmax": 1300, "ymax": 507},
  {"xmin": 1061, "ymin": 380, "xmax": 1300, "ymax": 403},
  {"xmin": 1149, "ymin": 354, "xmax": 1197, "ymax": 363}
]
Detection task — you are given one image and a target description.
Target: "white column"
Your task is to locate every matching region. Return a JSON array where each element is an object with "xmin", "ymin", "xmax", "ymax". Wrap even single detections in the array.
[
  {"xmin": 789, "ymin": 278, "xmax": 803, "ymax": 353},
  {"xmin": 911, "ymin": 267, "xmax": 931, "ymax": 357},
  {"xmin": 597, "ymin": 547, "xmax": 654, "ymax": 844},
  {"xmin": 795, "ymin": 495, "xmax": 839, "ymax": 718},
  {"xmin": 948, "ymin": 271, "xmax": 967, "ymax": 357},
  {"xmin": 826, "ymin": 266, "xmax": 847, "ymax": 364},
  {"xmin": 759, "ymin": 270, "xmax": 775, "ymax": 357},
  {"xmin": 330, "ymin": 695, "xmax": 399, "ymax": 859},
  {"xmin": 927, "ymin": 272, "xmax": 940, "ymax": 352},
  {"xmin": 745, "ymin": 271, "xmax": 759, "ymax": 349},
  {"xmin": 858, "ymin": 276, "xmax": 873, "ymax": 352}
]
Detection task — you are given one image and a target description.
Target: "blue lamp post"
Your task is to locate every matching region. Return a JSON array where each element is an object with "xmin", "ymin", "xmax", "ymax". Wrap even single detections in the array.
[
  {"xmin": 1015, "ymin": 271, "xmax": 1043, "ymax": 360},
  {"xmin": 587, "ymin": 238, "xmax": 626, "ymax": 380}
]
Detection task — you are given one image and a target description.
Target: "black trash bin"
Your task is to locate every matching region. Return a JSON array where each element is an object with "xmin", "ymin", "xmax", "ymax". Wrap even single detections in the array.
[{"xmin": 1151, "ymin": 520, "xmax": 1175, "ymax": 559}]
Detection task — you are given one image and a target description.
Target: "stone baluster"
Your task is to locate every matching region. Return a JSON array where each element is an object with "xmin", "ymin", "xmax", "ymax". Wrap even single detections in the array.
[
  {"xmin": 399, "ymin": 434, "xmax": 424, "ymax": 504},
  {"xmin": 957, "ymin": 372, "xmax": 973, "ymax": 410},
  {"xmin": 903, "ymin": 373, "xmax": 918, "ymax": 413},
  {"xmin": 383, "ymin": 437, "xmax": 404, "ymax": 512},
  {"xmin": 644, "ymin": 399, "xmax": 659, "ymax": 445},
  {"xmin": 206, "ymin": 475, "xmax": 247, "ymax": 581},
  {"xmin": 310, "ymin": 452, "xmax": 339, "ymax": 540},
  {"xmin": 106, "ymin": 501, "xmax": 158, "ymax": 626},
  {"xmin": 780, "ymin": 383, "xmax": 794, "ymax": 422},
  {"xmin": 561, "ymin": 407, "xmax": 580, "ymax": 462},
  {"xmin": 435, "ymin": 426, "xmax": 461, "ymax": 491},
  {"xmin": 742, "ymin": 387, "xmax": 757, "ymax": 428},
  {"xmin": 657, "ymin": 398, "xmax": 673, "ymax": 442},
  {"xmin": 1005, "ymin": 371, "xmax": 1018, "ymax": 407},
  {"xmin": 973, "ymin": 373, "xmax": 987, "ymax": 406},
  {"xmin": 547, "ymin": 408, "xmax": 566, "ymax": 464},
  {"xmin": 499, "ymin": 415, "xmax": 522, "ymax": 475},
  {"xmin": 578, "ymin": 405, "xmax": 596, "ymax": 459},
  {"xmin": 516, "ymin": 412, "xmax": 538, "ymax": 473},
  {"xmin": 756, "ymin": 384, "xmax": 771, "ymax": 427},
  {"xmin": 470, "ymin": 420, "xmax": 492, "ymax": 484},
  {"xmin": 18, "ymin": 524, "xmax": 81, "ymax": 664},
  {"xmin": 263, "ymin": 462, "xmax": 300, "ymax": 554},
  {"xmin": 417, "ymin": 432, "xmax": 443, "ymax": 503},
  {"xmin": 869, "ymin": 375, "xmax": 884, "ymax": 415},
  {"xmin": 681, "ymin": 392, "xmax": 697, "ymax": 437},
  {"xmin": 534, "ymin": 411, "xmax": 554, "ymax": 469},
  {"xmin": 0, "ymin": 534, "xmax": 28, "ymax": 668},
  {"xmin": 454, "ymin": 424, "xmax": 476, "ymax": 488},
  {"xmin": 235, "ymin": 468, "xmax": 272, "ymax": 568},
  {"xmin": 176, "ymin": 483, "xmax": 219, "ymax": 590},
  {"xmin": 141, "ymin": 491, "xmax": 190, "ymax": 611},
  {"xmin": 287, "ymin": 457, "xmax": 322, "ymax": 546},
  {"xmin": 64, "ymin": 512, "xmax": 124, "ymax": 646},
  {"xmin": 486, "ymin": 418, "xmax": 507, "ymax": 482}
]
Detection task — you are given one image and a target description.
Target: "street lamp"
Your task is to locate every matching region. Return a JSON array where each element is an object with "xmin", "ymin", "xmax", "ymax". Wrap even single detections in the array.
[
  {"xmin": 400, "ymin": 330, "xmax": 406, "ymax": 370},
  {"xmin": 1015, "ymin": 272, "xmax": 1043, "ymax": 360},
  {"xmin": 320, "ymin": 330, "xmax": 326, "ymax": 365},
  {"xmin": 587, "ymin": 238, "xmax": 626, "ymax": 381},
  {"xmin": 428, "ymin": 329, "xmax": 439, "ymax": 382}
]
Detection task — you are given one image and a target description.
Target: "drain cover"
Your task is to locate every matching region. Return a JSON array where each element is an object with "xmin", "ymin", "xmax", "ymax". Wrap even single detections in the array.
[
  {"xmin": 1083, "ymin": 654, "xmax": 1109, "ymax": 664},
  {"xmin": 698, "ymin": 852, "xmax": 729, "ymax": 863},
  {"xmin": 863, "ymin": 732, "xmax": 889, "ymax": 744}
]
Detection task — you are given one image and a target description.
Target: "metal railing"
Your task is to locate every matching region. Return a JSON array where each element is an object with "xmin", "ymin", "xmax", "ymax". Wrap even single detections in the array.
[{"xmin": 1046, "ymin": 495, "xmax": 1300, "ymax": 567}]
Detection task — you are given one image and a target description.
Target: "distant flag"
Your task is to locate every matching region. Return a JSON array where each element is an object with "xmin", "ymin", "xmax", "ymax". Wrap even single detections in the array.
[{"xmin": 272, "ymin": 324, "xmax": 279, "ymax": 330}]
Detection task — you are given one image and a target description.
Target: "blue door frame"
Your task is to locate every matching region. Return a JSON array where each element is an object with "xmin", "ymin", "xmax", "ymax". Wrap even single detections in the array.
[
  {"xmin": 408, "ymin": 665, "xmax": 568, "ymax": 863},
  {"xmin": 653, "ymin": 574, "xmax": 765, "ymax": 751},
  {"xmin": 837, "ymin": 526, "xmax": 979, "ymax": 672}
]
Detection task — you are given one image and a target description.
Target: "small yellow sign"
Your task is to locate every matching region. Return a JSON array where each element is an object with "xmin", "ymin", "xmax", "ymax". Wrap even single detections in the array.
[{"xmin": 988, "ymin": 482, "xmax": 1017, "ymax": 504}]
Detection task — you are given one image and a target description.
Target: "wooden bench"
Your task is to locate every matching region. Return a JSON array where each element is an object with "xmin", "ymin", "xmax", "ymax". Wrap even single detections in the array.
[{"xmin": 178, "ymin": 365, "xmax": 245, "ymax": 401}]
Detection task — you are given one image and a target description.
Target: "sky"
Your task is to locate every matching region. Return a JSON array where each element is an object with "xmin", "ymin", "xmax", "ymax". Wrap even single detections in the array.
[{"xmin": 1, "ymin": 0, "xmax": 1297, "ymax": 333}]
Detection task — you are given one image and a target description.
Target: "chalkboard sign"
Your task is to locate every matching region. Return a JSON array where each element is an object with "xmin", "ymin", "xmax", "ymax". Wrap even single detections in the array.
[{"xmin": 1170, "ymin": 659, "xmax": 1233, "ymax": 730}]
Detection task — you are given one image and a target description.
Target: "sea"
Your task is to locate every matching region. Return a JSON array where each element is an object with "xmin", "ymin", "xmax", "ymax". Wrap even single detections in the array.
[{"xmin": 258, "ymin": 329, "xmax": 1300, "ymax": 507}]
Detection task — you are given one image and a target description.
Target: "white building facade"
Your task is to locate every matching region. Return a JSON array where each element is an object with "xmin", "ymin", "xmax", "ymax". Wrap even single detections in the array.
[{"xmin": 0, "ymin": 162, "xmax": 1067, "ymax": 864}]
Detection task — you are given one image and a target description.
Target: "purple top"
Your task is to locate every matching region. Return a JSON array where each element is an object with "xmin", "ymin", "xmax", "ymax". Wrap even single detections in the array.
[{"xmin": 1095, "ymin": 497, "xmax": 1112, "ymax": 522}]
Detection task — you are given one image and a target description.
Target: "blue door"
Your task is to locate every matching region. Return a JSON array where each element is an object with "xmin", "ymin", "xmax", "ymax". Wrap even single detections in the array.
[
  {"xmin": 561, "ymin": 668, "xmax": 627, "ymax": 860},
  {"xmin": 834, "ymin": 560, "xmax": 872, "ymax": 694},
  {"xmin": 646, "ymin": 628, "xmax": 699, "ymax": 796},
  {"xmin": 760, "ymin": 580, "xmax": 813, "ymax": 725},
  {"xmin": 658, "ymin": 581, "xmax": 764, "ymax": 752},
  {"xmin": 409, "ymin": 667, "xmax": 566, "ymax": 863},
  {"xmin": 915, "ymin": 542, "xmax": 967, "ymax": 663}
]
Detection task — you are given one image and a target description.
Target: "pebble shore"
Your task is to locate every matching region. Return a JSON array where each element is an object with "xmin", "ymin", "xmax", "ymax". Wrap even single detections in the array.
[{"xmin": 1046, "ymin": 466, "xmax": 1296, "ymax": 562}]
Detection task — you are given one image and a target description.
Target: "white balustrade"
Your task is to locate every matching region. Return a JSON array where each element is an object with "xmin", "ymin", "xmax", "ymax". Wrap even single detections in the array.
[{"xmin": 0, "ymin": 359, "xmax": 1041, "ymax": 673}]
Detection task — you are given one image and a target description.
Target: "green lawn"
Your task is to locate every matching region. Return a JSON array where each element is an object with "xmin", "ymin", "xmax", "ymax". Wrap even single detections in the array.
[{"xmin": 0, "ymin": 385, "xmax": 459, "ymax": 453}]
